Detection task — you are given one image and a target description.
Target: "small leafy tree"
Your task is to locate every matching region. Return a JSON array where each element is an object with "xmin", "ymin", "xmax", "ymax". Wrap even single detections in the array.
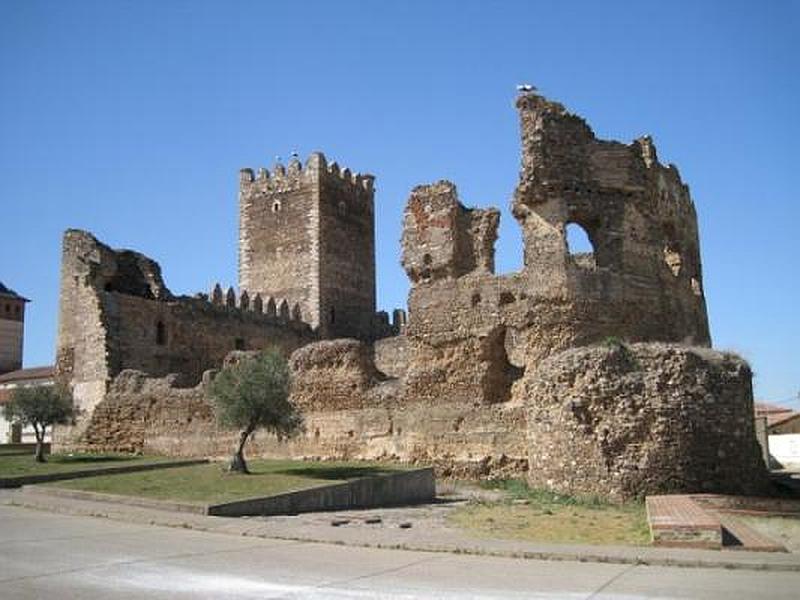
[
  {"xmin": 209, "ymin": 350, "xmax": 303, "ymax": 473},
  {"xmin": 3, "ymin": 385, "xmax": 75, "ymax": 462}
]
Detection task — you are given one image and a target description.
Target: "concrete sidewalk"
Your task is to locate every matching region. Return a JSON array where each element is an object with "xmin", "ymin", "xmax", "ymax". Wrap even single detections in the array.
[{"xmin": 4, "ymin": 486, "xmax": 800, "ymax": 573}]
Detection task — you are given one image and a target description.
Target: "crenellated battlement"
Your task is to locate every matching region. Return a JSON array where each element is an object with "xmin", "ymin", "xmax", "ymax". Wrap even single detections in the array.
[
  {"xmin": 239, "ymin": 152, "xmax": 374, "ymax": 195},
  {"xmin": 203, "ymin": 283, "xmax": 309, "ymax": 327},
  {"xmin": 239, "ymin": 150, "xmax": 377, "ymax": 339}
]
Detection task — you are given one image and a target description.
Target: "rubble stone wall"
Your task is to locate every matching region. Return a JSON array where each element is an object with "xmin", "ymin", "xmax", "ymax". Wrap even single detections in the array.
[
  {"xmin": 66, "ymin": 343, "xmax": 527, "ymax": 478},
  {"xmin": 524, "ymin": 343, "xmax": 770, "ymax": 500},
  {"xmin": 400, "ymin": 92, "xmax": 711, "ymax": 410},
  {"xmin": 373, "ymin": 335, "xmax": 408, "ymax": 379}
]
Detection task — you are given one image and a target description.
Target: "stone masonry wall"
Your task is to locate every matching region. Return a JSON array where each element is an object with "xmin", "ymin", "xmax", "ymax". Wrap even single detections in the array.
[
  {"xmin": 400, "ymin": 92, "xmax": 712, "ymax": 410},
  {"xmin": 512, "ymin": 93, "xmax": 709, "ymax": 345},
  {"xmin": 373, "ymin": 335, "xmax": 408, "ymax": 379},
  {"xmin": 239, "ymin": 152, "xmax": 377, "ymax": 339},
  {"xmin": 524, "ymin": 343, "xmax": 770, "ymax": 500},
  {"xmin": 239, "ymin": 157, "xmax": 320, "ymax": 329},
  {"xmin": 58, "ymin": 92, "xmax": 762, "ymax": 498},
  {"xmin": 71, "ymin": 343, "xmax": 526, "ymax": 478},
  {"xmin": 317, "ymin": 162, "xmax": 377, "ymax": 340},
  {"xmin": 55, "ymin": 230, "xmax": 315, "ymax": 433}
]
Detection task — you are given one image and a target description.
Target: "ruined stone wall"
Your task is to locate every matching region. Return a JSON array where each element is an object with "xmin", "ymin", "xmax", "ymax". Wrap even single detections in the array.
[
  {"xmin": 512, "ymin": 93, "xmax": 709, "ymax": 345},
  {"xmin": 68, "ymin": 370, "xmax": 214, "ymax": 454},
  {"xmin": 56, "ymin": 229, "xmax": 169, "ymax": 415},
  {"xmin": 55, "ymin": 230, "xmax": 315, "ymax": 424},
  {"xmin": 239, "ymin": 152, "xmax": 377, "ymax": 339},
  {"xmin": 400, "ymin": 93, "xmax": 712, "ymax": 409},
  {"xmin": 524, "ymin": 343, "xmax": 769, "ymax": 500},
  {"xmin": 71, "ymin": 343, "xmax": 526, "ymax": 478},
  {"xmin": 402, "ymin": 181, "xmax": 499, "ymax": 284},
  {"xmin": 373, "ymin": 335, "xmax": 408, "ymax": 379}
]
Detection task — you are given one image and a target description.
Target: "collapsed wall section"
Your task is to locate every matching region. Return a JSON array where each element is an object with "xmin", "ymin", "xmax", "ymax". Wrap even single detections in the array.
[
  {"xmin": 400, "ymin": 93, "xmax": 713, "ymax": 412},
  {"xmin": 512, "ymin": 92, "xmax": 709, "ymax": 345}
]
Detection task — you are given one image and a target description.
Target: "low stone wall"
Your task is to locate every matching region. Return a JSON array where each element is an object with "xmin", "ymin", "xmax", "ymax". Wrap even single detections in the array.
[
  {"xmin": 207, "ymin": 467, "xmax": 435, "ymax": 517},
  {"xmin": 0, "ymin": 443, "xmax": 51, "ymax": 456},
  {"xmin": 0, "ymin": 459, "xmax": 207, "ymax": 489},
  {"xmin": 524, "ymin": 343, "xmax": 770, "ymax": 500},
  {"xmin": 58, "ymin": 357, "xmax": 527, "ymax": 479},
  {"xmin": 56, "ymin": 370, "xmax": 214, "ymax": 454}
]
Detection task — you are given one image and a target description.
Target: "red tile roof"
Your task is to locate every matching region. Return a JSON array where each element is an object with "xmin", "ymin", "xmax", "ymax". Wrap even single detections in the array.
[
  {"xmin": 754, "ymin": 402, "xmax": 799, "ymax": 428},
  {"xmin": 0, "ymin": 365, "xmax": 55, "ymax": 385}
]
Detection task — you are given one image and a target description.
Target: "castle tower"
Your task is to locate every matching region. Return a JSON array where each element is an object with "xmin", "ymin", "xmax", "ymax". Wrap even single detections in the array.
[
  {"xmin": 238, "ymin": 152, "xmax": 376, "ymax": 339},
  {"xmin": 0, "ymin": 283, "xmax": 29, "ymax": 375}
]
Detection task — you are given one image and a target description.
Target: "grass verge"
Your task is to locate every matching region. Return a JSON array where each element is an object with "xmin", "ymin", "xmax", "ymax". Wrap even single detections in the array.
[
  {"xmin": 448, "ymin": 479, "xmax": 650, "ymax": 546},
  {"xmin": 50, "ymin": 459, "xmax": 404, "ymax": 505},
  {"xmin": 0, "ymin": 453, "xmax": 169, "ymax": 477}
]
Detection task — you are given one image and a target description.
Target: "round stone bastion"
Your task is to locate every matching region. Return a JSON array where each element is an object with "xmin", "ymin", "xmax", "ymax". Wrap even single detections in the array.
[{"xmin": 524, "ymin": 342, "xmax": 770, "ymax": 500}]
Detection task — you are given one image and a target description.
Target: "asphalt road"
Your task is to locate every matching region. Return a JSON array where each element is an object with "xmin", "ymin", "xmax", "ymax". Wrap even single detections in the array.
[{"xmin": 0, "ymin": 505, "xmax": 797, "ymax": 599}]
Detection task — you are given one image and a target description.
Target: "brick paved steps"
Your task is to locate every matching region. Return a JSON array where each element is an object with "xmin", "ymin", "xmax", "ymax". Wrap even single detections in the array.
[
  {"xmin": 717, "ymin": 513, "xmax": 787, "ymax": 553},
  {"xmin": 646, "ymin": 494, "xmax": 788, "ymax": 552},
  {"xmin": 646, "ymin": 495, "xmax": 722, "ymax": 549}
]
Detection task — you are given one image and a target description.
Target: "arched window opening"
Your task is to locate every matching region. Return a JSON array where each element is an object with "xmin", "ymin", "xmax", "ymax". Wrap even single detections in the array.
[
  {"xmin": 156, "ymin": 321, "xmax": 167, "ymax": 346},
  {"xmin": 272, "ymin": 201, "xmax": 282, "ymax": 213},
  {"xmin": 329, "ymin": 306, "xmax": 336, "ymax": 324},
  {"xmin": 565, "ymin": 222, "xmax": 596, "ymax": 269}
]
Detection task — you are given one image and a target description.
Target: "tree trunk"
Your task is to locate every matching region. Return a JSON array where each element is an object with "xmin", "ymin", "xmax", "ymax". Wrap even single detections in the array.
[
  {"xmin": 229, "ymin": 426, "xmax": 254, "ymax": 474},
  {"xmin": 34, "ymin": 424, "xmax": 46, "ymax": 463}
]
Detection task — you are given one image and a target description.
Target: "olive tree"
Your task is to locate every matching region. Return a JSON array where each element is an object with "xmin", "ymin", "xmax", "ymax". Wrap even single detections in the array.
[
  {"xmin": 3, "ymin": 385, "xmax": 75, "ymax": 462},
  {"xmin": 209, "ymin": 350, "xmax": 303, "ymax": 473}
]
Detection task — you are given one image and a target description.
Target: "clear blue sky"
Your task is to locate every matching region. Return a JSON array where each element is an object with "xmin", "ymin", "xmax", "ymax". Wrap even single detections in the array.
[{"xmin": 1, "ymin": 1, "xmax": 798, "ymax": 407}]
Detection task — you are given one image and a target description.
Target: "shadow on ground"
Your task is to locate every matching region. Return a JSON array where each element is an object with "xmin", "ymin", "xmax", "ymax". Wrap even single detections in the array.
[{"xmin": 272, "ymin": 466, "xmax": 400, "ymax": 481}]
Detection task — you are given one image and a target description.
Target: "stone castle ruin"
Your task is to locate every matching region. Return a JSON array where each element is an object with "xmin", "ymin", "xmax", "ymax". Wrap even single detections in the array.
[{"xmin": 54, "ymin": 91, "xmax": 767, "ymax": 500}]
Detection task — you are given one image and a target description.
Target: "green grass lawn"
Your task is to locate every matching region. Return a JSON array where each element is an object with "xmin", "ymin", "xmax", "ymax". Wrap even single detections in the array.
[
  {"xmin": 0, "ymin": 452, "xmax": 169, "ymax": 477},
  {"xmin": 50, "ymin": 459, "xmax": 404, "ymax": 505},
  {"xmin": 449, "ymin": 479, "xmax": 651, "ymax": 546}
]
